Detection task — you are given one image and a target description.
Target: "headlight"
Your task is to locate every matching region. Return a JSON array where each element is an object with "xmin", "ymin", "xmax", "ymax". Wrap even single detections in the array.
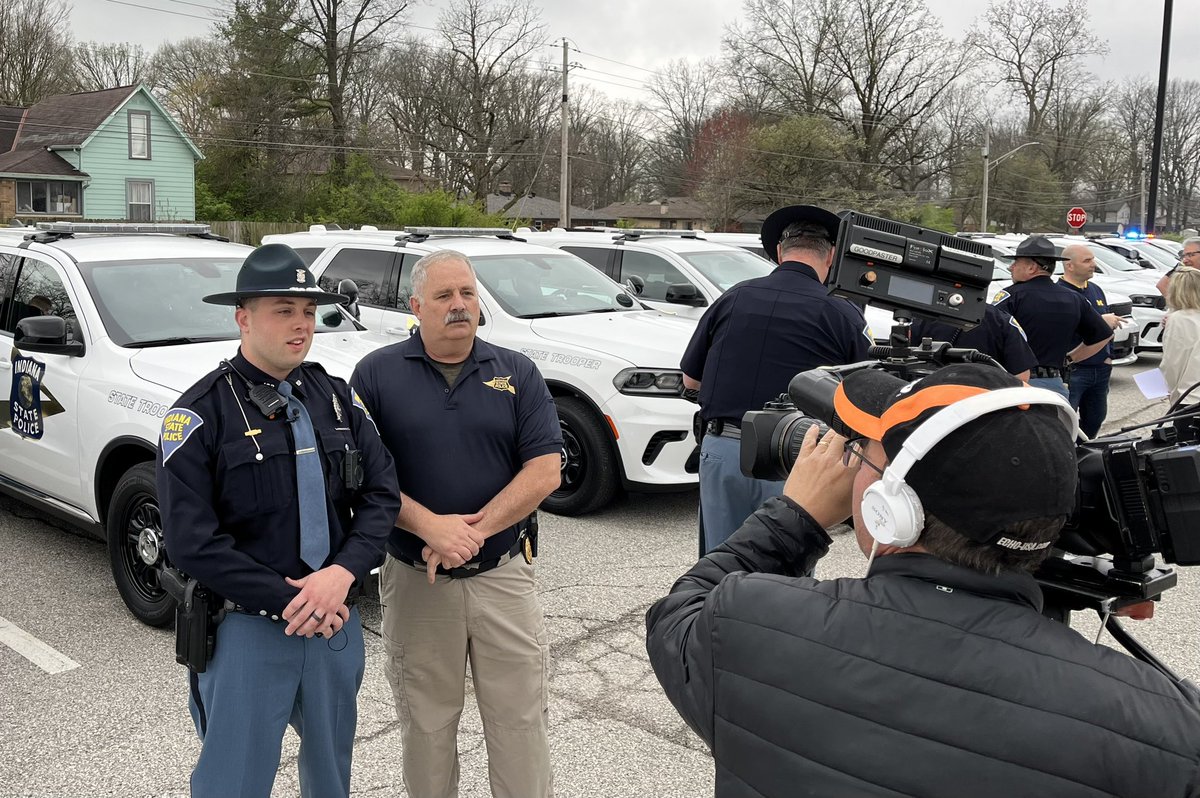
[{"xmin": 613, "ymin": 368, "xmax": 685, "ymax": 396}]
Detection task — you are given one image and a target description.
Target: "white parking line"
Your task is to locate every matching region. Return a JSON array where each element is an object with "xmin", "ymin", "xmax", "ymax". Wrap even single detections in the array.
[{"xmin": 0, "ymin": 615, "xmax": 80, "ymax": 674}]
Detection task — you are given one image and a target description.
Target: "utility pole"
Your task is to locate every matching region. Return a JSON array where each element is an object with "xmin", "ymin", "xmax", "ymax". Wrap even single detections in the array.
[
  {"xmin": 559, "ymin": 39, "xmax": 570, "ymax": 230},
  {"xmin": 1140, "ymin": 150, "xmax": 1148, "ymax": 232},
  {"xmin": 1146, "ymin": 0, "xmax": 1173, "ymax": 234},
  {"xmin": 980, "ymin": 129, "xmax": 990, "ymax": 233}
]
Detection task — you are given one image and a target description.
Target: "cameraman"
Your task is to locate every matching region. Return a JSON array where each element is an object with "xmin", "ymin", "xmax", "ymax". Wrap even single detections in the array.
[{"xmin": 646, "ymin": 363, "xmax": 1200, "ymax": 797}]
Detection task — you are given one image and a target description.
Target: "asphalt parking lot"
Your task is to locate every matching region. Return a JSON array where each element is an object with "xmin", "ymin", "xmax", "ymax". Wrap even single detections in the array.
[{"xmin": 2, "ymin": 353, "xmax": 1199, "ymax": 798}]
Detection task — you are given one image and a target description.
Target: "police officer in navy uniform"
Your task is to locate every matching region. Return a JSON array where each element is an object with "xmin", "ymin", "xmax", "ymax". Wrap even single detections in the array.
[
  {"xmin": 157, "ymin": 243, "xmax": 401, "ymax": 798},
  {"xmin": 993, "ymin": 235, "xmax": 1111, "ymax": 400},
  {"xmin": 351, "ymin": 249, "xmax": 562, "ymax": 798},
  {"xmin": 1058, "ymin": 243, "xmax": 1122, "ymax": 438},
  {"xmin": 682, "ymin": 205, "xmax": 871, "ymax": 553},
  {"xmin": 909, "ymin": 304, "xmax": 1037, "ymax": 380}
]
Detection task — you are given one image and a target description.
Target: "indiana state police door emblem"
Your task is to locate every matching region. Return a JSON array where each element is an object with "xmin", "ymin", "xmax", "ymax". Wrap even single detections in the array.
[{"xmin": 10, "ymin": 353, "xmax": 46, "ymax": 439}]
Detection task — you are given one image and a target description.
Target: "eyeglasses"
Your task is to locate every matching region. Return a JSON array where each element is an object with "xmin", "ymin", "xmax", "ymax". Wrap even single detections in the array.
[
  {"xmin": 843, "ymin": 438, "xmax": 885, "ymax": 475},
  {"xmin": 1182, "ymin": 250, "xmax": 1200, "ymax": 260}
]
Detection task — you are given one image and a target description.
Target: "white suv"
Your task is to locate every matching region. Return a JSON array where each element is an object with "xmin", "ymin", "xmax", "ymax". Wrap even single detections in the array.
[
  {"xmin": 263, "ymin": 227, "xmax": 701, "ymax": 517},
  {"xmin": 0, "ymin": 222, "xmax": 389, "ymax": 625}
]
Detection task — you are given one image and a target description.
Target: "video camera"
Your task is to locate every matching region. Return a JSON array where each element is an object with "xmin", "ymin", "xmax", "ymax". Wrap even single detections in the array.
[{"xmin": 740, "ymin": 212, "xmax": 1200, "ymax": 664}]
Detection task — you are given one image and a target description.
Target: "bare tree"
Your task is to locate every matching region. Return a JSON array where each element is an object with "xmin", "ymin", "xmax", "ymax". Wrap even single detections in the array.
[
  {"xmin": 71, "ymin": 42, "xmax": 153, "ymax": 92},
  {"xmin": 646, "ymin": 57, "xmax": 726, "ymax": 196},
  {"xmin": 722, "ymin": 0, "xmax": 844, "ymax": 116},
  {"xmin": 970, "ymin": 0, "xmax": 1107, "ymax": 137},
  {"xmin": 0, "ymin": 0, "xmax": 73, "ymax": 105},
  {"xmin": 151, "ymin": 37, "xmax": 228, "ymax": 141},
  {"xmin": 292, "ymin": 0, "xmax": 409, "ymax": 174},
  {"xmin": 382, "ymin": 0, "xmax": 554, "ymax": 201}
]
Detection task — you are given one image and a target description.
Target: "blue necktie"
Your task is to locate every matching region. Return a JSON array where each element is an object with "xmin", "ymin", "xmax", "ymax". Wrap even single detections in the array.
[{"xmin": 277, "ymin": 380, "xmax": 330, "ymax": 571}]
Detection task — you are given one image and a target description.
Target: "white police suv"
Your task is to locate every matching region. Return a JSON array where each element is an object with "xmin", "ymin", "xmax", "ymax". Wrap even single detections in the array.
[
  {"xmin": 263, "ymin": 226, "xmax": 702, "ymax": 517},
  {"xmin": 0, "ymin": 222, "xmax": 386, "ymax": 626}
]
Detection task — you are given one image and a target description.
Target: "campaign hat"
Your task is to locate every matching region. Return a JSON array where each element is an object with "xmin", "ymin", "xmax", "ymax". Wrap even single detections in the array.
[
  {"xmin": 832, "ymin": 364, "xmax": 1078, "ymax": 545},
  {"xmin": 203, "ymin": 243, "xmax": 348, "ymax": 306},
  {"xmin": 1013, "ymin": 235, "xmax": 1069, "ymax": 263},
  {"xmin": 760, "ymin": 205, "xmax": 842, "ymax": 264}
]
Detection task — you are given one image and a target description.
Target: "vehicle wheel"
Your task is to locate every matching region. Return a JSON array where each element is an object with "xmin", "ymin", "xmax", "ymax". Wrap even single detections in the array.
[
  {"xmin": 106, "ymin": 462, "xmax": 174, "ymax": 627},
  {"xmin": 541, "ymin": 396, "xmax": 620, "ymax": 516}
]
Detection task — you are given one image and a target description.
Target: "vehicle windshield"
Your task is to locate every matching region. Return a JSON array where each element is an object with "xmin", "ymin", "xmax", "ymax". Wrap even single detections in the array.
[
  {"xmin": 80, "ymin": 257, "xmax": 360, "ymax": 347},
  {"xmin": 472, "ymin": 253, "xmax": 640, "ymax": 318},
  {"xmin": 992, "ymin": 258, "xmax": 1012, "ymax": 280},
  {"xmin": 1132, "ymin": 242, "xmax": 1177, "ymax": 269},
  {"xmin": 679, "ymin": 249, "xmax": 774, "ymax": 292}
]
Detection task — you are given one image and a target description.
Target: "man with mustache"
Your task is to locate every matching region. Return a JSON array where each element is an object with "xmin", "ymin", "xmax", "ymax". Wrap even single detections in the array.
[{"xmin": 351, "ymin": 249, "xmax": 562, "ymax": 798}]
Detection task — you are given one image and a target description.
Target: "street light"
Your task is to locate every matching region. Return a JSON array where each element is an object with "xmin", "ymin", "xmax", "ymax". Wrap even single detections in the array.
[{"xmin": 980, "ymin": 131, "xmax": 1041, "ymax": 233}]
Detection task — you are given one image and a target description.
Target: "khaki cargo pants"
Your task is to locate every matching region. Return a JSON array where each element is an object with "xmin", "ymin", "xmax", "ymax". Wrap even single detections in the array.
[{"xmin": 379, "ymin": 553, "xmax": 552, "ymax": 798}]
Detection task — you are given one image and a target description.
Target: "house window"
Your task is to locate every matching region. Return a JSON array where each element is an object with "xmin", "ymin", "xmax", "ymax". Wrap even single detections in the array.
[
  {"xmin": 15, "ymin": 181, "xmax": 81, "ymax": 214},
  {"xmin": 129, "ymin": 111, "xmax": 151, "ymax": 159},
  {"xmin": 127, "ymin": 180, "xmax": 154, "ymax": 221}
]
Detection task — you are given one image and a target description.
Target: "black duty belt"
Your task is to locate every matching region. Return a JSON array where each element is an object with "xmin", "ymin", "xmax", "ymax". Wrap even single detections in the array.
[
  {"xmin": 394, "ymin": 518, "xmax": 536, "ymax": 579},
  {"xmin": 705, "ymin": 418, "xmax": 742, "ymax": 439},
  {"xmin": 1031, "ymin": 365, "xmax": 1065, "ymax": 379}
]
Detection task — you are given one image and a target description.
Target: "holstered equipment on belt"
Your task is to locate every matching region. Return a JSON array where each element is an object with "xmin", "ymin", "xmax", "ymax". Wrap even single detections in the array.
[{"xmin": 161, "ymin": 566, "xmax": 224, "ymax": 673}]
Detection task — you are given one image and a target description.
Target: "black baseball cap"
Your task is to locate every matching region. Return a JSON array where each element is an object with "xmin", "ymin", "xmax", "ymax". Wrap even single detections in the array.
[
  {"xmin": 204, "ymin": 243, "xmax": 348, "ymax": 306},
  {"xmin": 832, "ymin": 364, "xmax": 1078, "ymax": 545},
  {"xmin": 760, "ymin": 205, "xmax": 842, "ymax": 264}
]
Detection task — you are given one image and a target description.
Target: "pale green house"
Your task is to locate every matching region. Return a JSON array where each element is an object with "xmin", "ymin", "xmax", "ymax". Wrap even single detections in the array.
[{"xmin": 0, "ymin": 85, "xmax": 202, "ymax": 222}]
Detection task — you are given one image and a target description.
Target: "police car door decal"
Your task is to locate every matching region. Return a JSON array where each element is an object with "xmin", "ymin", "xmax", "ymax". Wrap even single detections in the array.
[{"xmin": 10, "ymin": 353, "xmax": 46, "ymax": 439}]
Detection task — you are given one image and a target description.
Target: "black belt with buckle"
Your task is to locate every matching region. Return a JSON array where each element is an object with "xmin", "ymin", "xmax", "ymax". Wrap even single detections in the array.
[
  {"xmin": 394, "ymin": 515, "xmax": 538, "ymax": 579},
  {"xmin": 705, "ymin": 417, "xmax": 741, "ymax": 440}
]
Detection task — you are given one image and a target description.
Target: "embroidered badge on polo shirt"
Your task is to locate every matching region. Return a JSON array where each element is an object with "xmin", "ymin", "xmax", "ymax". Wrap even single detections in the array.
[
  {"xmin": 161, "ymin": 409, "xmax": 203, "ymax": 463},
  {"xmin": 484, "ymin": 375, "xmax": 516, "ymax": 395}
]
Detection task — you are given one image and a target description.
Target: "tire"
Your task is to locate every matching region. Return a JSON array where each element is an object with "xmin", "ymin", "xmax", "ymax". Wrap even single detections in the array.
[
  {"xmin": 541, "ymin": 396, "xmax": 621, "ymax": 516},
  {"xmin": 106, "ymin": 462, "xmax": 175, "ymax": 627}
]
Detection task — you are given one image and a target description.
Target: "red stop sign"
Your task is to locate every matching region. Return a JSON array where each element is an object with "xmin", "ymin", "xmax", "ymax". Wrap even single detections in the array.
[{"xmin": 1067, "ymin": 207, "xmax": 1088, "ymax": 229}]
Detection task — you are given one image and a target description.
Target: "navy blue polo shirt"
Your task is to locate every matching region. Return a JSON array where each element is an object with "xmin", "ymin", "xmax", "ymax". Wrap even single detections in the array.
[
  {"xmin": 681, "ymin": 260, "xmax": 872, "ymax": 422},
  {"xmin": 350, "ymin": 330, "xmax": 562, "ymax": 564},
  {"xmin": 1058, "ymin": 278, "xmax": 1113, "ymax": 366},
  {"xmin": 909, "ymin": 305, "xmax": 1038, "ymax": 376},
  {"xmin": 993, "ymin": 275, "xmax": 1111, "ymax": 367}
]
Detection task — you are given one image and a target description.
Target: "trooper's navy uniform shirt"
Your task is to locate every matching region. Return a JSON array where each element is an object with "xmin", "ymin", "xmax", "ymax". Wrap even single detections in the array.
[
  {"xmin": 350, "ymin": 329, "xmax": 562, "ymax": 567},
  {"xmin": 909, "ymin": 305, "xmax": 1038, "ymax": 376},
  {"xmin": 994, "ymin": 275, "xmax": 1111, "ymax": 367},
  {"xmin": 1058, "ymin": 279, "xmax": 1114, "ymax": 366},
  {"xmin": 681, "ymin": 261, "xmax": 872, "ymax": 423},
  {"xmin": 158, "ymin": 351, "xmax": 400, "ymax": 615}
]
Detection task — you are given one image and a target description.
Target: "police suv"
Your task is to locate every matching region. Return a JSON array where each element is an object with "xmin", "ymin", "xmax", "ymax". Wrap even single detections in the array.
[
  {"xmin": 0, "ymin": 222, "xmax": 387, "ymax": 626},
  {"xmin": 263, "ymin": 226, "xmax": 701, "ymax": 518}
]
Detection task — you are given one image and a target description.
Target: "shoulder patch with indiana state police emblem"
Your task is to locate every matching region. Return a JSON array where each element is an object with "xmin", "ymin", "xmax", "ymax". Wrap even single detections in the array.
[
  {"xmin": 484, "ymin": 375, "xmax": 516, "ymax": 395},
  {"xmin": 160, "ymin": 408, "xmax": 203, "ymax": 463},
  {"xmin": 1009, "ymin": 315, "xmax": 1028, "ymax": 340},
  {"xmin": 993, "ymin": 289, "xmax": 1010, "ymax": 304},
  {"xmin": 350, "ymin": 388, "xmax": 373, "ymax": 419}
]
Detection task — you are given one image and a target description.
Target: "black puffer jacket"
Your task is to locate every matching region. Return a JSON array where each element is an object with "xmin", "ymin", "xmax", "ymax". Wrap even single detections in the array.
[{"xmin": 646, "ymin": 496, "xmax": 1200, "ymax": 797}]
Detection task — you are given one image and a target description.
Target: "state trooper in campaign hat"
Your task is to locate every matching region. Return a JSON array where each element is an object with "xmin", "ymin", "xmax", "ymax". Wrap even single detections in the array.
[
  {"xmin": 159, "ymin": 240, "xmax": 400, "ymax": 798},
  {"xmin": 994, "ymin": 236, "xmax": 1111, "ymax": 401},
  {"xmin": 204, "ymin": 242, "xmax": 349, "ymax": 306},
  {"xmin": 682, "ymin": 202, "xmax": 871, "ymax": 554}
]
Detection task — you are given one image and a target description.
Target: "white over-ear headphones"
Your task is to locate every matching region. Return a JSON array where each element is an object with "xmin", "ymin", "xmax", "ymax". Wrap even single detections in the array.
[{"xmin": 861, "ymin": 387, "xmax": 1079, "ymax": 548}]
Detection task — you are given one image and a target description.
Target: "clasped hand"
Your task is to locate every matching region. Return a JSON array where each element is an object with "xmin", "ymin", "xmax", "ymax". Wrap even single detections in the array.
[{"xmin": 282, "ymin": 564, "xmax": 355, "ymax": 637}]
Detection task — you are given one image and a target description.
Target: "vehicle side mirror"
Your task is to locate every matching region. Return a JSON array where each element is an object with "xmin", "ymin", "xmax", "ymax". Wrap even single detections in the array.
[
  {"xmin": 665, "ymin": 283, "xmax": 707, "ymax": 307},
  {"xmin": 625, "ymin": 274, "xmax": 645, "ymax": 295},
  {"xmin": 15, "ymin": 315, "xmax": 85, "ymax": 356}
]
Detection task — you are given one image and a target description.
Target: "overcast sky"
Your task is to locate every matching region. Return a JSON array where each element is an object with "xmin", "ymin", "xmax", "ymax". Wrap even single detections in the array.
[{"xmin": 73, "ymin": 0, "xmax": 1196, "ymax": 101}]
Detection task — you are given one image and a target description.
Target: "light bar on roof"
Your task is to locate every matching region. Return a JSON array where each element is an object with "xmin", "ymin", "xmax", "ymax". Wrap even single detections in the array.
[
  {"xmin": 403, "ymin": 227, "xmax": 515, "ymax": 236},
  {"xmin": 35, "ymin": 222, "xmax": 213, "ymax": 234},
  {"xmin": 617, "ymin": 229, "xmax": 702, "ymax": 236}
]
